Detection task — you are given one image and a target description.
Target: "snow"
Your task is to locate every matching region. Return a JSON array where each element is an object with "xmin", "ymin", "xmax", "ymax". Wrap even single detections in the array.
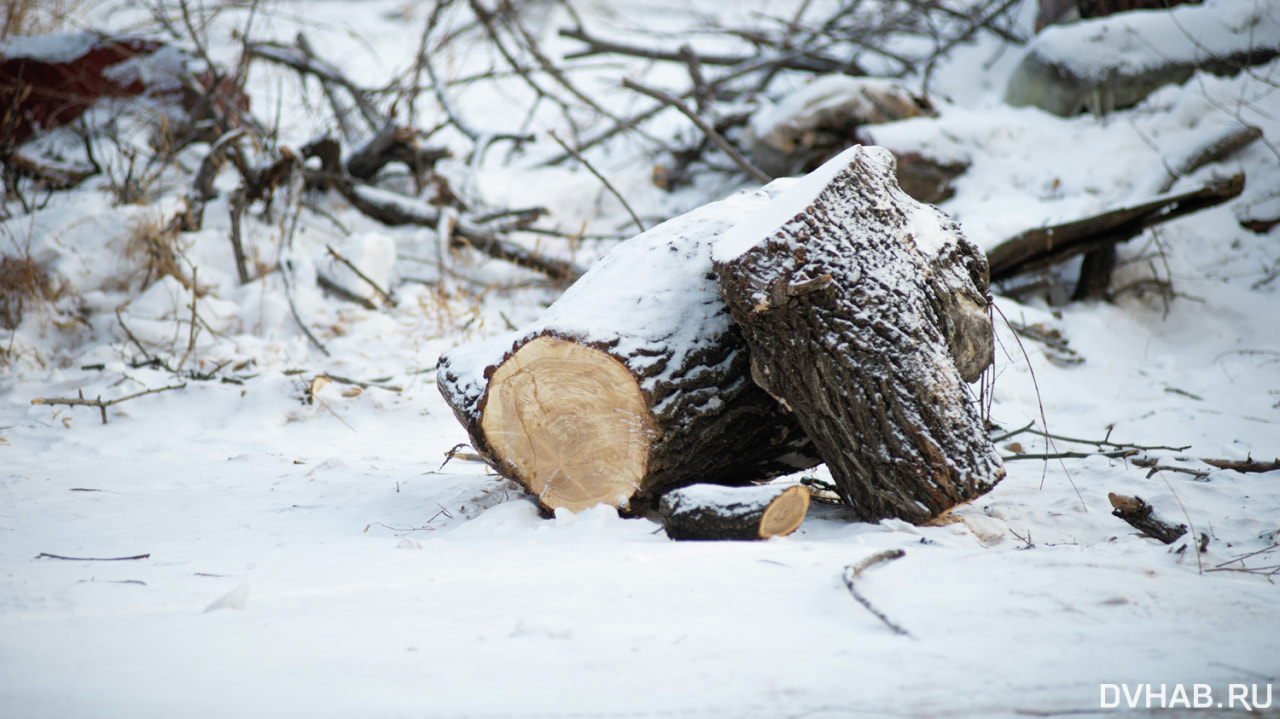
[
  {"xmin": 3, "ymin": 1, "xmax": 1280, "ymax": 717},
  {"xmin": 712, "ymin": 145, "xmax": 877, "ymax": 262},
  {"xmin": 0, "ymin": 31, "xmax": 100, "ymax": 63}
]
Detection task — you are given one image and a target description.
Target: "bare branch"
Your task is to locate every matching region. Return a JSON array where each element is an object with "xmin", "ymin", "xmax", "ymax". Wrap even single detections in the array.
[
  {"xmin": 547, "ymin": 130, "xmax": 645, "ymax": 233},
  {"xmin": 31, "ymin": 384, "xmax": 188, "ymax": 424},
  {"xmin": 621, "ymin": 78, "xmax": 770, "ymax": 184}
]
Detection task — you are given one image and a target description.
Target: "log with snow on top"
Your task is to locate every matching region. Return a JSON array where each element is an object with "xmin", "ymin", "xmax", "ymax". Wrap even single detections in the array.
[
  {"xmin": 436, "ymin": 184, "xmax": 824, "ymax": 515},
  {"xmin": 1006, "ymin": 0, "xmax": 1280, "ymax": 117},
  {"xmin": 712, "ymin": 145, "xmax": 1004, "ymax": 523},
  {"xmin": 657, "ymin": 484, "xmax": 810, "ymax": 541}
]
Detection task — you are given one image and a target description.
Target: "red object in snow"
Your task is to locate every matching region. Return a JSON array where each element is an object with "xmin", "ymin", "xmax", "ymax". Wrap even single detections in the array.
[{"xmin": 0, "ymin": 32, "xmax": 246, "ymax": 145}]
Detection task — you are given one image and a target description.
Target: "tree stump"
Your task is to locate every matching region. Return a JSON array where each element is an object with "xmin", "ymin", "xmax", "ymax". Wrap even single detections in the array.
[
  {"xmin": 437, "ymin": 185, "xmax": 822, "ymax": 515},
  {"xmin": 658, "ymin": 484, "xmax": 810, "ymax": 541},
  {"xmin": 712, "ymin": 145, "xmax": 1003, "ymax": 523}
]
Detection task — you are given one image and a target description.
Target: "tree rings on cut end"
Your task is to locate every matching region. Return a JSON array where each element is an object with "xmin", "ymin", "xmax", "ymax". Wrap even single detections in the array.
[
  {"xmin": 481, "ymin": 336, "xmax": 654, "ymax": 512},
  {"xmin": 758, "ymin": 485, "xmax": 811, "ymax": 538}
]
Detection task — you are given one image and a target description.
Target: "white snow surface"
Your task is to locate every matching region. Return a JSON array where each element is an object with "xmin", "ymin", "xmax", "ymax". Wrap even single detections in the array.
[
  {"xmin": 3, "ymin": 1, "xmax": 1280, "ymax": 718},
  {"xmin": 712, "ymin": 145, "xmax": 875, "ymax": 262},
  {"xmin": 0, "ymin": 31, "xmax": 100, "ymax": 62}
]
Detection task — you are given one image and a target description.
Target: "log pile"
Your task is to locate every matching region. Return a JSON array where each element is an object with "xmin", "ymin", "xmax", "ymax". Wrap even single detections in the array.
[{"xmin": 438, "ymin": 145, "xmax": 1004, "ymax": 532}]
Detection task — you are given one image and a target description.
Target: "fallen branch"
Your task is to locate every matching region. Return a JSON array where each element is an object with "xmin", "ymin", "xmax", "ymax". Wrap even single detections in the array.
[
  {"xmin": 987, "ymin": 174, "xmax": 1245, "ymax": 284},
  {"xmin": 227, "ymin": 188, "xmax": 252, "ymax": 285},
  {"xmin": 1200, "ymin": 457, "xmax": 1280, "ymax": 474},
  {"xmin": 346, "ymin": 124, "xmax": 451, "ymax": 184},
  {"xmin": 1003, "ymin": 449, "xmax": 1138, "ymax": 461},
  {"xmin": 316, "ymin": 273, "xmax": 377, "ymax": 309},
  {"xmin": 842, "ymin": 550, "xmax": 911, "ymax": 637},
  {"xmin": 1107, "ymin": 493, "xmax": 1187, "ymax": 544},
  {"xmin": 31, "ymin": 383, "xmax": 188, "ymax": 424},
  {"xmin": 318, "ymin": 372, "xmax": 402, "ymax": 392},
  {"xmin": 344, "ymin": 182, "xmax": 582, "ymax": 282},
  {"xmin": 36, "ymin": 552, "xmax": 151, "ymax": 561},
  {"xmin": 279, "ymin": 259, "xmax": 331, "ymax": 357},
  {"xmin": 326, "ymin": 244, "xmax": 397, "ymax": 307}
]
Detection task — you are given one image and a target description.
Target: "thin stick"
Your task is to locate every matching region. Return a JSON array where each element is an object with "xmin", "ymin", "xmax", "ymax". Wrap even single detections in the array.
[
  {"xmin": 496, "ymin": 0, "xmax": 639, "ymax": 133},
  {"xmin": 1158, "ymin": 474, "xmax": 1203, "ymax": 573},
  {"xmin": 842, "ymin": 549, "xmax": 911, "ymax": 637},
  {"xmin": 621, "ymin": 78, "xmax": 771, "ymax": 184},
  {"xmin": 991, "ymin": 301, "xmax": 1086, "ymax": 509},
  {"xmin": 548, "ymin": 130, "xmax": 645, "ymax": 233},
  {"xmin": 37, "ymin": 553, "xmax": 151, "ymax": 561},
  {"xmin": 278, "ymin": 259, "xmax": 330, "ymax": 357},
  {"xmin": 319, "ymin": 373, "xmax": 402, "ymax": 392},
  {"xmin": 1017, "ymin": 428, "xmax": 1189, "ymax": 452},
  {"xmin": 177, "ymin": 267, "xmax": 199, "ymax": 371},
  {"xmin": 32, "ymin": 383, "xmax": 188, "ymax": 425},
  {"xmin": 1003, "ymin": 450, "xmax": 1139, "ymax": 461},
  {"xmin": 990, "ymin": 419, "xmax": 1036, "ymax": 443},
  {"xmin": 114, "ymin": 308, "xmax": 157, "ymax": 366},
  {"xmin": 316, "ymin": 273, "xmax": 377, "ymax": 309},
  {"xmin": 228, "ymin": 188, "xmax": 252, "ymax": 285},
  {"xmin": 326, "ymin": 244, "xmax": 397, "ymax": 307},
  {"xmin": 678, "ymin": 45, "xmax": 713, "ymax": 113}
]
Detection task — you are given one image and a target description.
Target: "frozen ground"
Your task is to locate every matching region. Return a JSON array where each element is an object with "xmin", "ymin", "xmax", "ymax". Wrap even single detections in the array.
[{"xmin": 2, "ymin": 1, "xmax": 1279, "ymax": 717}]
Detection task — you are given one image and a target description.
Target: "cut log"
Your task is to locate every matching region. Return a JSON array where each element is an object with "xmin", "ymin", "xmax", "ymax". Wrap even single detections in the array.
[
  {"xmin": 712, "ymin": 145, "xmax": 1004, "ymax": 523},
  {"xmin": 437, "ymin": 183, "xmax": 823, "ymax": 514},
  {"xmin": 657, "ymin": 484, "xmax": 810, "ymax": 541}
]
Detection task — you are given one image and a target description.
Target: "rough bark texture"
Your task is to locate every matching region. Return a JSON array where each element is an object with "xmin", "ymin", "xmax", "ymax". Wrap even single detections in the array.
[
  {"xmin": 438, "ymin": 184, "xmax": 822, "ymax": 514},
  {"xmin": 712, "ymin": 145, "xmax": 1003, "ymax": 523},
  {"xmin": 658, "ymin": 484, "xmax": 811, "ymax": 541}
]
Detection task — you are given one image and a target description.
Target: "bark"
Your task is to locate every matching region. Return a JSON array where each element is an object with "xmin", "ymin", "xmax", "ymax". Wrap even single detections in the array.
[
  {"xmin": 986, "ymin": 174, "xmax": 1245, "ymax": 283},
  {"xmin": 346, "ymin": 124, "xmax": 450, "ymax": 181},
  {"xmin": 437, "ymin": 183, "xmax": 822, "ymax": 514},
  {"xmin": 1107, "ymin": 493, "xmax": 1187, "ymax": 544},
  {"xmin": 713, "ymin": 145, "xmax": 1003, "ymax": 523},
  {"xmin": 657, "ymin": 484, "xmax": 810, "ymax": 540}
]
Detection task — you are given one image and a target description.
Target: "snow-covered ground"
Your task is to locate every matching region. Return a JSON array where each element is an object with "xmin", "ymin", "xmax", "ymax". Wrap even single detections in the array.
[{"xmin": 2, "ymin": 1, "xmax": 1278, "ymax": 717}]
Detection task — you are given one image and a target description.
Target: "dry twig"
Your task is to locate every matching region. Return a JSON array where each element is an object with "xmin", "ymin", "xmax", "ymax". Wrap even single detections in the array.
[
  {"xmin": 842, "ymin": 549, "xmax": 911, "ymax": 637},
  {"xmin": 31, "ymin": 384, "xmax": 188, "ymax": 424}
]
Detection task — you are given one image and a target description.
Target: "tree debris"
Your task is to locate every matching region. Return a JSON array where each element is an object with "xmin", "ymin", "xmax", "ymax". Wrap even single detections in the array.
[
  {"xmin": 842, "ymin": 550, "xmax": 911, "ymax": 637},
  {"xmin": 31, "ymin": 384, "xmax": 188, "ymax": 424},
  {"xmin": 1107, "ymin": 493, "xmax": 1188, "ymax": 544},
  {"xmin": 658, "ymin": 484, "xmax": 810, "ymax": 541}
]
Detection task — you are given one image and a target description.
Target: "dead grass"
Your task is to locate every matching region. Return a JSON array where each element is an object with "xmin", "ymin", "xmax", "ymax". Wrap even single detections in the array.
[
  {"xmin": 124, "ymin": 213, "xmax": 192, "ymax": 291},
  {"xmin": 0, "ymin": 252, "xmax": 57, "ymax": 330},
  {"xmin": 2, "ymin": 0, "xmax": 81, "ymax": 38}
]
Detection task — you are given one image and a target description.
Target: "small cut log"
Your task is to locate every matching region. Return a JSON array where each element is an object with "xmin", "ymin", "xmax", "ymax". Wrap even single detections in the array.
[
  {"xmin": 658, "ymin": 484, "xmax": 811, "ymax": 541},
  {"xmin": 437, "ymin": 184, "xmax": 822, "ymax": 515},
  {"xmin": 712, "ymin": 145, "xmax": 1004, "ymax": 523}
]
